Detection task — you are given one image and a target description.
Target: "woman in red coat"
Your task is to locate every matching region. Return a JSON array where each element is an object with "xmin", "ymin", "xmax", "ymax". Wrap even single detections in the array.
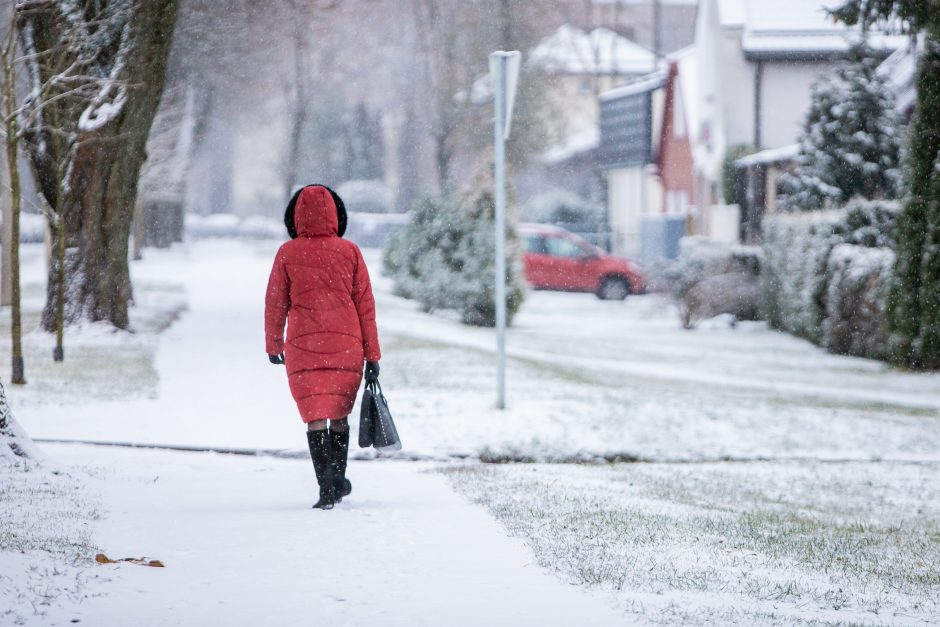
[{"xmin": 265, "ymin": 184, "xmax": 381, "ymax": 510}]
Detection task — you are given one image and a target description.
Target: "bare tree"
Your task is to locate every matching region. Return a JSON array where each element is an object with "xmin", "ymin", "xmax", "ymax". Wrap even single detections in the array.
[
  {"xmin": 282, "ymin": 0, "xmax": 315, "ymax": 200},
  {"xmin": 411, "ymin": 0, "xmax": 475, "ymax": 193},
  {"xmin": 0, "ymin": 19, "xmax": 25, "ymax": 383}
]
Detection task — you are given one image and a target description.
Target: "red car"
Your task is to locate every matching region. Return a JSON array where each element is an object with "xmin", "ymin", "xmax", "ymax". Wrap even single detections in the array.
[{"xmin": 519, "ymin": 224, "xmax": 646, "ymax": 300}]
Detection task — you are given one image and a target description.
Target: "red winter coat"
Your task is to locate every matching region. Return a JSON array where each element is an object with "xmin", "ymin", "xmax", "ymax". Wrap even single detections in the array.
[{"xmin": 265, "ymin": 186, "xmax": 381, "ymax": 422}]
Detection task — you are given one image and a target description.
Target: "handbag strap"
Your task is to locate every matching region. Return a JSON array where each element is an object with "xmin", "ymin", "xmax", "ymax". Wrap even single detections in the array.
[{"xmin": 368, "ymin": 379, "xmax": 388, "ymax": 408}]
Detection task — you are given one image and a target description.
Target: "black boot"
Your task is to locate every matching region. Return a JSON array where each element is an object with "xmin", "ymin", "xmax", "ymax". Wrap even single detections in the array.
[
  {"xmin": 306, "ymin": 430, "xmax": 335, "ymax": 510},
  {"xmin": 329, "ymin": 427, "xmax": 352, "ymax": 502}
]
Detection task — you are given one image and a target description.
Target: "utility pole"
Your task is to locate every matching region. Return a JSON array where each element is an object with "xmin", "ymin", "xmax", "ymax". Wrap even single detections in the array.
[
  {"xmin": 489, "ymin": 50, "xmax": 520, "ymax": 410},
  {"xmin": 653, "ymin": 0, "xmax": 662, "ymax": 59}
]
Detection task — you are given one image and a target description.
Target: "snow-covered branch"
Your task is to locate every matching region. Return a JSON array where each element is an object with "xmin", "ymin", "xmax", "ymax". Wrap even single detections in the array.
[{"xmin": 77, "ymin": 22, "xmax": 129, "ymax": 132}]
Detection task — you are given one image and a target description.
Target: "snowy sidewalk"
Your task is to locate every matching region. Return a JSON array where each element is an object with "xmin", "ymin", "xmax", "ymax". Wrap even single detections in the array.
[{"xmin": 42, "ymin": 444, "xmax": 626, "ymax": 627}]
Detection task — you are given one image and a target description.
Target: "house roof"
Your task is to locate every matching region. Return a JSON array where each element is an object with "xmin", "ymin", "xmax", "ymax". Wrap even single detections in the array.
[
  {"xmin": 599, "ymin": 71, "xmax": 667, "ymax": 102},
  {"xmin": 735, "ymin": 143, "xmax": 799, "ymax": 167},
  {"xmin": 540, "ymin": 128, "xmax": 600, "ymax": 166},
  {"xmin": 745, "ymin": 0, "xmax": 839, "ymax": 32},
  {"xmin": 716, "ymin": 0, "xmax": 746, "ymax": 29},
  {"xmin": 530, "ymin": 25, "xmax": 658, "ymax": 76},
  {"xmin": 714, "ymin": 0, "xmax": 906, "ymax": 60},
  {"xmin": 877, "ymin": 40, "xmax": 919, "ymax": 115},
  {"xmin": 594, "ymin": 0, "xmax": 696, "ymax": 4},
  {"xmin": 742, "ymin": 32, "xmax": 906, "ymax": 60}
]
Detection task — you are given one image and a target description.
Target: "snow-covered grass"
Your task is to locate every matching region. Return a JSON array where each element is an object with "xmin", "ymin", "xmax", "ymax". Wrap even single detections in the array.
[
  {"xmin": 443, "ymin": 461, "xmax": 940, "ymax": 625},
  {"xmin": 0, "ymin": 245, "xmax": 185, "ymax": 624},
  {"xmin": 371, "ymin": 255, "xmax": 940, "ymax": 462},
  {"xmin": 14, "ymin": 240, "xmax": 938, "ymax": 463},
  {"xmin": 0, "ymin": 244, "xmax": 186, "ymax": 410},
  {"xmin": 0, "ymin": 460, "xmax": 102, "ymax": 625}
]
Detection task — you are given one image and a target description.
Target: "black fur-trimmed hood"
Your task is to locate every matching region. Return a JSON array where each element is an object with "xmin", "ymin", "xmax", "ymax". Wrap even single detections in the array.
[{"xmin": 284, "ymin": 184, "xmax": 347, "ymax": 239}]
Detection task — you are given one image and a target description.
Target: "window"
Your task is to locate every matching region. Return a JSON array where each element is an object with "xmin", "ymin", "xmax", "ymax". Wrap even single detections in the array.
[
  {"xmin": 545, "ymin": 236, "xmax": 585, "ymax": 258},
  {"xmin": 523, "ymin": 235, "xmax": 548, "ymax": 254},
  {"xmin": 578, "ymin": 76, "xmax": 594, "ymax": 95}
]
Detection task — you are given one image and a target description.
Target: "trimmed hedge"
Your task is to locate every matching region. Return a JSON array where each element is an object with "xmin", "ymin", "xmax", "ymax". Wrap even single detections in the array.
[
  {"xmin": 762, "ymin": 199, "xmax": 898, "ymax": 358},
  {"xmin": 824, "ymin": 244, "xmax": 894, "ymax": 359}
]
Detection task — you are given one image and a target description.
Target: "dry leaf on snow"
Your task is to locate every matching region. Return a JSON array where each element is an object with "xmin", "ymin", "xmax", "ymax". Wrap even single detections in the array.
[{"xmin": 95, "ymin": 553, "xmax": 165, "ymax": 567}]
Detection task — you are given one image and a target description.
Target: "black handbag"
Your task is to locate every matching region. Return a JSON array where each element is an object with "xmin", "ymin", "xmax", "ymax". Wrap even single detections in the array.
[
  {"xmin": 358, "ymin": 380, "xmax": 401, "ymax": 452},
  {"xmin": 358, "ymin": 384, "xmax": 376, "ymax": 448}
]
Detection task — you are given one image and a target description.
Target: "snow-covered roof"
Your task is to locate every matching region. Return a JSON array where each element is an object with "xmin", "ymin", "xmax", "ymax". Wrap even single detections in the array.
[
  {"xmin": 716, "ymin": 0, "xmax": 746, "ymax": 29},
  {"xmin": 540, "ymin": 128, "xmax": 600, "ymax": 166},
  {"xmin": 745, "ymin": 0, "xmax": 839, "ymax": 32},
  {"xmin": 712, "ymin": 0, "xmax": 906, "ymax": 59},
  {"xmin": 594, "ymin": 0, "xmax": 696, "ymax": 4},
  {"xmin": 735, "ymin": 143, "xmax": 799, "ymax": 167},
  {"xmin": 877, "ymin": 40, "xmax": 919, "ymax": 115},
  {"xmin": 599, "ymin": 71, "xmax": 667, "ymax": 102},
  {"xmin": 530, "ymin": 25, "xmax": 657, "ymax": 76},
  {"xmin": 742, "ymin": 32, "xmax": 906, "ymax": 59}
]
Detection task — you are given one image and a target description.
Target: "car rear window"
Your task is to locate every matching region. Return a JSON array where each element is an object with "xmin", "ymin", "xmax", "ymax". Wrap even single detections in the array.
[{"xmin": 545, "ymin": 236, "xmax": 585, "ymax": 258}]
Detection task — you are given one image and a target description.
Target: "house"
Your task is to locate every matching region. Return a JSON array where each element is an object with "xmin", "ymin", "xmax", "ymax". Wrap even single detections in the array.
[
  {"xmin": 597, "ymin": 73, "xmax": 667, "ymax": 257},
  {"xmin": 597, "ymin": 0, "xmax": 908, "ymax": 256},
  {"xmin": 562, "ymin": 0, "xmax": 698, "ymax": 56},
  {"xmin": 687, "ymin": 0, "xmax": 905, "ymax": 240},
  {"xmin": 656, "ymin": 48, "xmax": 697, "ymax": 219},
  {"xmin": 517, "ymin": 25, "xmax": 659, "ymax": 210},
  {"xmin": 599, "ymin": 53, "xmax": 699, "ymax": 261}
]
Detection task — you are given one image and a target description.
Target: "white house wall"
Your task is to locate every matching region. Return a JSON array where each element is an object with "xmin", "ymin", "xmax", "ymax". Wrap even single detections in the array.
[
  {"xmin": 759, "ymin": 61, "xmax": 834, "ymax": 149},
  {"xmin": 718, "ymin": 28, "xmax": 755, "ymax": 151},
  {"xmin": 607, "ymin": 166, "xmax": 661, "ymax": 256}
]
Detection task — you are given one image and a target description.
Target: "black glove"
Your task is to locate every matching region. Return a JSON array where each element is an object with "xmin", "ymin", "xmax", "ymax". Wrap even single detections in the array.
[
  {"xmin": 364, "ymin": 361, "xmax": 380, "ymax": 384},
  {"xmin": 268, "ymin": 353, "xmax": 285, "ymax": 365}
]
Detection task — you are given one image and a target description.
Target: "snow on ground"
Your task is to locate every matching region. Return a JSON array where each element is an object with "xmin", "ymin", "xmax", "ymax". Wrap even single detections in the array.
[
  {"xmin": 12, "ymin": 241, "xmax": 940, "ymax": 464},
  {"xmin": 3, "ymin": 238, "xmax": 940, "ymax": 625},
  {"xmin": 0, "ymin": 457, "xmax": 102, "ymax": 625},
  {"xmin": 3, "ymin": 244, "xmax": 186, "ymax": 410},
  {"xmin": 445, "ymin": 461, "xmax": 940, "ymax": 625},
  {"xmin": 4, "ymin": 444, "xmax": 627, "ymax": 627}
]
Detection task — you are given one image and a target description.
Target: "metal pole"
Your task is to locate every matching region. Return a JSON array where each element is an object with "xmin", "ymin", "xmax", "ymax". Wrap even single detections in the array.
[
  {"xmin": 493, "ymin": 56, "xmax": 508, "ymax": 410},
  {"xmin": 652, "ymin": 0, "xmax": 662, "ymax": 60}
]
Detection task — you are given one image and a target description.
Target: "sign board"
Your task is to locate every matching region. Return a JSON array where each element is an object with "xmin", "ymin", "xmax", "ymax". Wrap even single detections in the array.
[
  {"xmin": 598, "ymin": 90, "xmax": 653, "ymax": 169},
  {"xmin": 489, "ymin": 51, "xmax": 521, "ymax": 140}
]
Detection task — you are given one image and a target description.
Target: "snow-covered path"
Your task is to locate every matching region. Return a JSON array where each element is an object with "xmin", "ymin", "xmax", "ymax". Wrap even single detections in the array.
[
  {"xmin": 42, "ymin": 444, "xmax": 625, "ymax": 627},
  {"xmin": 21, "ymin": 241, "xmax": 303, "ymax": 449}
]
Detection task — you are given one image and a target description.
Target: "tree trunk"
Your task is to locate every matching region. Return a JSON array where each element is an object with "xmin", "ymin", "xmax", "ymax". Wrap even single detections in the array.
[
  {"xmin": 2, "ymin": 27, "xmax": 24, "ymax": 382},
  {"xmin": 17, "ymin": 1, "xmax": 179, "ymax": 331},
  {"xmin": 283, "ymin": 18, "xmax": 309, "ymax": 202},
  {"xmin": 1, "ymin": 144, "xmax": 10, "ymax": 308},
  {"xmin": 6, "ymin": 120, "xmax": 24, "ymax": 383}
]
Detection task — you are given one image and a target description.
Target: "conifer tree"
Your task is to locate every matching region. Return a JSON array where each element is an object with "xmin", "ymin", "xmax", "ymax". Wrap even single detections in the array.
[
  {"xmin": 886, "ymin": 40, "xmax": 940, "ymax": 369},
  {"xmin": 780, "ymin": 44, "xmax": 901, "ymax": 209},
  {"xmin": 384, "ymin": 171, "xmax": 525, "ymax": 327},
  {"xmin": 832, "ymin": 1, "xmax": 940, "ymax": 369}
]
